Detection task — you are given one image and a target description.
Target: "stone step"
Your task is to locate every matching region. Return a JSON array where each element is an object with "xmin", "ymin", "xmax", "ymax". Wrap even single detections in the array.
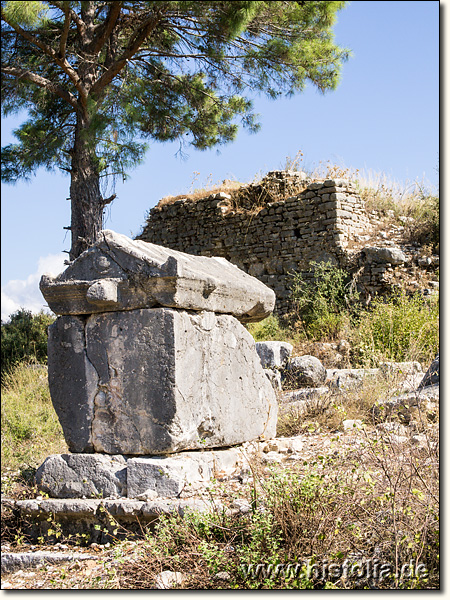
[
  {"xmin": 1, "ymin": 549, "xmax": 98, "ymax": 576},
  {"xmin": 1, "ymin": 497, "xmax": 219, "ymax": 546}
]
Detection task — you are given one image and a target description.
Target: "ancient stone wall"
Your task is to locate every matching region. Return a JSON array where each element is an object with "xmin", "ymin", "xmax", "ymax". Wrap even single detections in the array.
[{"xmin": 138, "ymin": 172, "xmax": 372, "ymax": 314}]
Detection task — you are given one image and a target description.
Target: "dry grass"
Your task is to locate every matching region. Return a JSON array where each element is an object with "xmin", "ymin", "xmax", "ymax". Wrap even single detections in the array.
[
  {"xmin": 117, "ymin": 411, "xmax": 439, "ymax": 589},
  {"xmin": 1, "ymin": 161, "xmax": 439, "ymax": 588},
  {"xmin": 154, "ymin": 166, "xmax": 309, "ymax": 213},
  {"xmin": 1, "ymin": 361, "xmax": 439, "ymax": 589},
  {"xmin": 1, "ymin": 362, "xmax": 67, "ymax": 475},
  {"xmin": 156, "ymin": 180, "xmax": 243, "ymax": 208}
]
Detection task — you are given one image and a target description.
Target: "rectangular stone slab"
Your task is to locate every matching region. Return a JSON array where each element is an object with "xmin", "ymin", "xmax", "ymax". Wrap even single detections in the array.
[
  {"xmin": 48, "ymin": 308, "xmax": 277, "ymax": 455},
  {"xmin": 40, "ymin": 230, "xmax": 275, "ymax": 322},
  {"xmin": 34, "ymin": 447, "xmax": 248, "ymax": 499}
]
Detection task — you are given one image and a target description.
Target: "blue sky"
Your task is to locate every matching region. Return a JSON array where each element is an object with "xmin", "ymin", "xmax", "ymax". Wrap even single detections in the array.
[{"xmin": 1, "ymin": 0, "xmax": 440, "ymax": 321}]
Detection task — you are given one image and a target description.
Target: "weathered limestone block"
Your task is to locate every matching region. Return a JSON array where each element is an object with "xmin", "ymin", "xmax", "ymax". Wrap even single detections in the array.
[
  {"xmin": 327, "ymin": 368, "xmax": 378, "ymax": 391},
  {"xmin": 127, "ymin": 456, "xmax": 210, "ymax": 498},
  {"xmin": 35, "ymin": 454, "xmax": 127, "ymax": 499},
  {"xmin": 48, "ymin": 308, "xmax": 277, "ymax": 455},
  {"xmin": 363, "ymin": 246, "xmax": 407, "ymax": 265},
  {"xmin": 40, "ymin": 230, "xmax": 275, "ymax": 323},
  {"xmin": 47, "ymin": 316, "xmax": 97, "ymax": 453},
  {"xmin": 127, "ymin": 448, "xmax": 245, "ymax": 498},
  {"xmin": 255, "ymin": 341, "xmax": 293, "ymax": 369},
  {"xmin": 34, "ymin": 447, "xmax": 249, "ymax": 499},
  {"xmin": 285, "ymin": 355, "xmax": 327, "ymax": 388},
  {"xmin": 418, "ymin": 354, "xmax": 439, "ymax": 389}
]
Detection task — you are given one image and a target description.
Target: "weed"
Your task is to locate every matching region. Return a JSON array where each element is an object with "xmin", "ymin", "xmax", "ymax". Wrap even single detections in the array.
[
  {"xmin": 155, "ymin": 173, "xmax": 242, "ymax": 208},
  {"xmin": 351, "ymin": 289, "xmax": 439, "ymax": 366},
  {"xmin": 403, "ymin": 195, "xmax": 439, "ymax": 253},
  {"xmin": 289, "ymin": 261, "xmax": 359, "ymax": 340},
  {"xmin": 117, "ymin": 419, "xmax": 438, "ymax": 589},
  {"xmin": 246, "ymin": 314, "xmax": 290, "ymax": 342}
]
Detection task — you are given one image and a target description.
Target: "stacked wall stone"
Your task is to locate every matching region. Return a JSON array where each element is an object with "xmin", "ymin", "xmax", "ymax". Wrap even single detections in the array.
[{"xmin": 138, "ymin": 173, "xmax": 372, "ymax": 315}]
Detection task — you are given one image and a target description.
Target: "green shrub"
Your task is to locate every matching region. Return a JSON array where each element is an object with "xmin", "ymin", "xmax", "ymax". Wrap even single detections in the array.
[
  {"xmin": 247, "ymin": 315, "xmax": 287, "ymax": 341},
  {"xmin": 1, "ymin": 309, "xmax": 55, "ymax": 378},
  {"xmin": 118, "ymin": 443, "xmax": 439, "ymax": 589},
  {"xmin": 351, "ymin": 289, "xmax": 439, "ymax": 366},
  {"xmin": 289, "ymin": 261, "xmax": 358, "ymax": 340}
]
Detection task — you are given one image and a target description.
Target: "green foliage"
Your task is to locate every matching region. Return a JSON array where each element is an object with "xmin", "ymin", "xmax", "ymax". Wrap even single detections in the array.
[
  {"xmin": 1, "ymin": 362, "xmax": 66, "ymax": 473},
  {"xmin": 246, "ymin": 314, "xmax": 287, "ymax": 341},
  {"xmin": 351, "ymin": 290, "xmax": 439, "ymax": 366},
  {"xmin": 1, "ymin": 309, "xmax": 54, "ymax": 377},
  {"xmin": 2, "ymin": 0, "xmax": 47, "ymax": 27},
  {"xmin": 115, "ymin": 442, "xmax": 438, "ymax": 589},
  {"xmin": 290, "ymin": 261, "xmax": 358, "ymax": 339}
]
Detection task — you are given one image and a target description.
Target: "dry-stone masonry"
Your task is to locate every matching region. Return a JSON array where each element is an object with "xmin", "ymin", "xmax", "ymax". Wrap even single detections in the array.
[
  {"xmin": 38, "ymin": 231, "xmax": 277, "ymax": 497},
  {"xmin": 138, "ymin": 171, "xmax": 373, "ymax": 314}
]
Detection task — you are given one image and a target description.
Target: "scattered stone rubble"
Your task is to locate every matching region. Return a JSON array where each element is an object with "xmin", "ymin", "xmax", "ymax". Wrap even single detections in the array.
[
  {"xmin": 2, "ymin": 351, "xmax": 437, "ymax": 574},
  {"xmin": 29, "ymin": 320, "xmax": 438, "ymax": 505},
  {"xmin": 253, "ymin": 342, "xmax": 439, "ymax": 426}
]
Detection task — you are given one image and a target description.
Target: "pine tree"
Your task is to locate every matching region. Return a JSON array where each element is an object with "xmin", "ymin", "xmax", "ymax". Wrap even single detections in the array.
[{"xmin": 1, "ymin": 1, "xmax": 350, "ymax": 259}]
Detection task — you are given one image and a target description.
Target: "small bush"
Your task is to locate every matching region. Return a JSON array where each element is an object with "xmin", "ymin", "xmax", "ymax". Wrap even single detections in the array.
[
  {"xmin": 1, "ymin": 309, "xmax": 55, "ymax": 378},
  {"xmin": 351, "ymin": 289, "xmax": 439, "ymax": 367},
  {"xmin": 289, "ymin": 261, "xmax": 358, "ymax": 340},
  {"xmin": 247, "ymin": 315, "xmax": 289, "ymax": 342},
  {"xmin": 118, "ymin": 431, "xmax": 439, "ymax": 589}
]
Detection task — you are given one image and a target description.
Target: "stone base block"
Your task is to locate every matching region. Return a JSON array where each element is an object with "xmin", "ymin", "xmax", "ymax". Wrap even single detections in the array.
[
  {"xmin": 127, "ymin": 456, "xmax": 209, "ymax": 499},
  {"xmin": 35, "ymin": 454, "xmax": 127, "ymax": 499},
  {"xmin": 35, "ymin": 448, "xmax": 249, "ymax": 499},
  {"xmin": 48, "ymin": 308, "xmax": 277, "ymax": 455}
]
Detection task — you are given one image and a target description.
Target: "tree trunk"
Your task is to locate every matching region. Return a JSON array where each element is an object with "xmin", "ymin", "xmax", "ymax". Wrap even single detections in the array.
[{"xmin": 69, "ymin": 116, "xmax": 104, "ymax": 260}]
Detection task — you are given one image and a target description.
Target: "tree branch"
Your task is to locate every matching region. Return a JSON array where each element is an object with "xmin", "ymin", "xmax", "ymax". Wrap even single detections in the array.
[
  {"xmin": 90, "ymin": 13, "xmax": 162, "ymax": 95},
  {"xmin": 47, "ymin": 1, "xmax": 86, "ymax": 37},
  {"xmin": 1, "ymin": 12, "xmax": 85, "ymax": 99},
  {"xmin": 101, "ymin": 193, "xmax": 116, "ymax": 206},
  {"xmin": 91, "ymin": 1, "xmax": 122, "ymax": 54},
  {"xmin": 59, "ymin": 4, "xmax": 71, "ymax": 58},
  {"xmin": 1, "ymin": 66, "xmax": 79, "ymax": 110}
]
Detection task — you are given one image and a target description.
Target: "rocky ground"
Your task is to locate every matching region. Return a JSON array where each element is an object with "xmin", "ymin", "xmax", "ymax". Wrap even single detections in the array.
[{"xmin": 1, "ymin": 358, "xmax": 439, "ymax": 590}]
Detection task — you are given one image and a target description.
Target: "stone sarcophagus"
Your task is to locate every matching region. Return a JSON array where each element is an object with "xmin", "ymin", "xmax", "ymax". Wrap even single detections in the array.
[{"xmin": 40, "ymin": 230, "xmax": 277, "ymax": 456}]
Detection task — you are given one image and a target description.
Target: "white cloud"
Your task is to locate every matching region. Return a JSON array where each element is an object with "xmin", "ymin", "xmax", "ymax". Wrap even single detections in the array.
[{"xmin": 1, "ymin": 253, "xmax": 66, "ymax": 322}]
